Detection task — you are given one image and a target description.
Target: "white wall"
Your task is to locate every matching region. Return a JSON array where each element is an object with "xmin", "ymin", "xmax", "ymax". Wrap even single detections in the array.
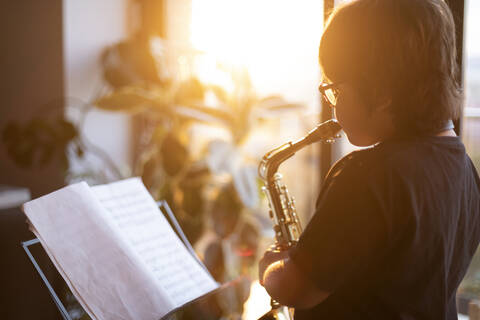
[{"xmin": 63, "ymin": 0, "xmax": 131, "ymax": 182}]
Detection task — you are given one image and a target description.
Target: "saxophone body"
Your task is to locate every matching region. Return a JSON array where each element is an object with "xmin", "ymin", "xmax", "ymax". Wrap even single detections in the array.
[{"xmin": 258, "ymin": 119, "xmax": 342, "ymax": 320}]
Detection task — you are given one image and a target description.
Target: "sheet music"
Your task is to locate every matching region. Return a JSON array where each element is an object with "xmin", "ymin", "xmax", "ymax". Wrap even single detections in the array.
[
  {"xmin": 23, "ymin": 182, "xmax": 173, "ymax": 320},
  {"xmin": 91, "ymin": 178, "xmax": 218, "ymax": 307}
]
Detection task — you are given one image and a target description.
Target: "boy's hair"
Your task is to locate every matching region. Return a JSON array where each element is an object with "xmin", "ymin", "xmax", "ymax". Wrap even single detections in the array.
[{"xmin": 319, "ymin": 0, "xmax": 462, "ymax": 135}]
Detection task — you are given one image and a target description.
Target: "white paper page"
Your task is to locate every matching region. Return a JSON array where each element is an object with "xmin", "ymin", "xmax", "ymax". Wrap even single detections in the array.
[
  {"xmin": 28, "ymin": 225, "xmax": 98, "ymax": 319},
  {"xmin": 91, "ymin": 178, "xmax": 218, "ymax": 308},
  {"xmin": 23, "ymin": 182, "xmax": 174, "ymax": 320}
]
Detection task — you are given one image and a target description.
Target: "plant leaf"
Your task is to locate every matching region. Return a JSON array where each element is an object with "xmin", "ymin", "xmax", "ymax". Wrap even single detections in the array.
[
  {"xmin": 232, "ymin": 165, "xmax": 259, "ymax": 208},
  {"xmin": 174, "ymin": 104, "xmax": 233, "ymax": 125},
  {"xmin": 211, "ymin": 184, "xmax": 243, "ymax": 238},
  {"xmin": 175, "ymin": 77, "xmax": 205, "ymax": 105},
  {"xmin": 253, "ymin": 95, "xmax": 304, "ymax": 111},
  {"xmin": 160, "ymin": 133, "xmax": 188, "ymax": 177},
  {"xmin": 207, "ymin": 84, "xmax": 229, "ymax": 104},
  {"xmin": 206, "ymin": 140, "xmax": 240, "ymax": 174},
  {"xmin": 94, "ymin": 86, "xmax": 169, "ymax": 113}
]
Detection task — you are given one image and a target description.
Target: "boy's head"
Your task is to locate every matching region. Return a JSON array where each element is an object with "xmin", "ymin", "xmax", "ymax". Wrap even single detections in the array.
[{"xmin": 320, "ymin": 0, "xmax": 461, "ymax": 136}]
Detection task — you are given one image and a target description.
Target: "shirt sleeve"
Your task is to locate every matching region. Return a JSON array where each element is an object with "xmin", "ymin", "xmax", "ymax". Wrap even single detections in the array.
[{"xmin": 289, "ymin": 156, "xmax": 393, "ymax": 292}]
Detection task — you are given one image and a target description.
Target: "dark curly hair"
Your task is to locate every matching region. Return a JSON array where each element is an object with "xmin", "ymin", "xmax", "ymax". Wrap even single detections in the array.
[{"xmin": 319, "ymin": 0, "xmax": 462, "ymax": 135}]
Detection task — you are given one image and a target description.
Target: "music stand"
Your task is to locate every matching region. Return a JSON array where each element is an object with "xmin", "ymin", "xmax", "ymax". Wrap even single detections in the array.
[{"xmin": 21, "ymin": 201, "xmax": 197, "ymax": 320}]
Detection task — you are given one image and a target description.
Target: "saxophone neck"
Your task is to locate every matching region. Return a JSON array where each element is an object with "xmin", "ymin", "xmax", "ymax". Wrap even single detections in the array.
[
  {"xmin": 258, "ymin": 142, "xmax": 295, "ymax": 182},
  {"xmin": 258, "ymin": 119, "xmax": 342, "ymax": 182}
]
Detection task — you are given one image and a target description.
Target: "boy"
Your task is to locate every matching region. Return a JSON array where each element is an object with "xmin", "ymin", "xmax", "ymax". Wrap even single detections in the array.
[{"xmin": 259, "ymin": 0, "xmax": 480, "ymax": 319}]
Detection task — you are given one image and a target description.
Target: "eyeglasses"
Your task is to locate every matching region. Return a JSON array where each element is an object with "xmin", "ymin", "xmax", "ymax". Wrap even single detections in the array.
[{"xmin": 318, "ymin": 82, "xmax": 340, "ymax": 107}]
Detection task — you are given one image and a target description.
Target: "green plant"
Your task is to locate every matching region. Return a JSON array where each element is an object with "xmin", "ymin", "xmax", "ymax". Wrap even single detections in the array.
[
  {"xmin": 95, "ymin": 36, "xmax": 305, "ymax": 281},
  {"xmin": 1, "ymin": 34, "xmax": 302, "ymax": 283},
  {"xmin": 98, "ymin": 35, "xmax": 297, "ymax": 235}
]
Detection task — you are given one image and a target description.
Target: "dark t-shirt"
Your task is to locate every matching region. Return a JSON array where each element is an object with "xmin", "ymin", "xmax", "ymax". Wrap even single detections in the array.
[{"xmin": 289, "ymin": 136, "xmax": 480, "ymax": 320}]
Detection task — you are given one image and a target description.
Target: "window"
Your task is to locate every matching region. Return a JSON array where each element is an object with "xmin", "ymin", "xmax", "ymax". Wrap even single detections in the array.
[
  {"xmin": 458, "ymin": 0, "xmax": 480, "ymax": 306},
  {"xmin": 188, "ymin": 0, "xmax": 326, "ymax": 222},
  {"xmin": 463, "ymin": 0, "xmax": 480, "ymax": 171}
]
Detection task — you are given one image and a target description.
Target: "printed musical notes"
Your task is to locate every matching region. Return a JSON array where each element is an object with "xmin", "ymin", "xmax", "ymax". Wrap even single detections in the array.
[{"xmin": 92, "ymin": 178, "xmax": 218, "ymax": 307}]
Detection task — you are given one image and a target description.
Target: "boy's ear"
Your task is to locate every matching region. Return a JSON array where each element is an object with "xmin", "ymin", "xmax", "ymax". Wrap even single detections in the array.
[
  {"xmin": 373, "ymin": 87, "xmax": 392, "ymax": 112},
  {"xmin": 376, "ymin": 97, "xmax": 392, "ymax": 112},
  {"xmin": 370, "ymin": 86, "xmax": 392, "ymax": 112}
]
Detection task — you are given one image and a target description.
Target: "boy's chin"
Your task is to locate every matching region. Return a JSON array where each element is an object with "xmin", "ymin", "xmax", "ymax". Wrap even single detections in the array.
[{"xmin": 346, "ymin": 134, "xmax": 378, "ymax": 147}]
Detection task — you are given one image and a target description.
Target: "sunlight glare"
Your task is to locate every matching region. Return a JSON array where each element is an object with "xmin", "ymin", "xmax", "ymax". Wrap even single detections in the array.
[{"xmin": 191, "ymin": 0, "xmax": 323, "ymax": 105}]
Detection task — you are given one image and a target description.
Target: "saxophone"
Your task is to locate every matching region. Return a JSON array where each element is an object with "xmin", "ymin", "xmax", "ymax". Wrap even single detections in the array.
[{"xmin": 258, "ymin": 119, "xmax": 342, "ymax": 320}]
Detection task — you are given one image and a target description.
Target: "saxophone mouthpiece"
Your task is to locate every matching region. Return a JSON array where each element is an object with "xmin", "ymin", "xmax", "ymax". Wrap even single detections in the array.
[{"xmin": 304, "ymin": 119, "xmax": 342, "ymax": 144}]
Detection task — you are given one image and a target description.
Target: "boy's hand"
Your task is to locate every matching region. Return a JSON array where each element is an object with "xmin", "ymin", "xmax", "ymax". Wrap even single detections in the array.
[{"xmin": 258, "ymin": 246, "xmax": 290, "ymax": 286}]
